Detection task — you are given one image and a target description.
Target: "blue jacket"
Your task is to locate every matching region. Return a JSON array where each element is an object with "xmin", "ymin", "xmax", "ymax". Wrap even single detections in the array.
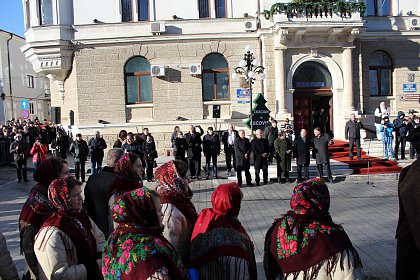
[{"xmin": 380, "ymin": 122, "xmax": 394, "ymax": 138}]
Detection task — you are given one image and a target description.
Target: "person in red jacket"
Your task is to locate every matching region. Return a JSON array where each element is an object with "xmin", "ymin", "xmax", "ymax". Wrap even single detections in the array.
[{"xmin": 30, "ymin": 137, "xmax": 48, "ymax": 169}]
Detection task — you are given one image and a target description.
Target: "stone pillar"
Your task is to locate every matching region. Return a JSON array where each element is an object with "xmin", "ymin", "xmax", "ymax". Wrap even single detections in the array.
[
  {"xmin": 342, "ymin": 47, "xmax": 355, "ymax": 112},
  {"xmin": 274, "ymin": 47, "xmax": 288, "ymax": 117}
]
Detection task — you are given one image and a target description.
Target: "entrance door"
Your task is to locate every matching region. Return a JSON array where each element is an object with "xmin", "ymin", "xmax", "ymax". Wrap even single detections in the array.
[{"xmin": 293, "ymin": 92, "xmax": 312, "ymax": 132}]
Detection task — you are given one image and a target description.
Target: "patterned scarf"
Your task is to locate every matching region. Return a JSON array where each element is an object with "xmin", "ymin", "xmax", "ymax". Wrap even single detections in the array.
[
  {"xmin": 191, "ymin": 182, "xmax": 257, "ymax": 280},
  {"xmin": 106, "ymin": 153, "xmax": 143, "ymax": 202},
  {"xmin": 266, "ymin": 178, "xmax": 362, "ymax": 279},
  {"xmin": 40, "ymin": 176, "xmax": 99, "ymax": 278},
  {"xmin": 155, "ymin": 161, "xmax": 198, "ymax": 227},
  {"xmin": 102, "ymin": 187, "xmax": 188, "ymax": 280}
]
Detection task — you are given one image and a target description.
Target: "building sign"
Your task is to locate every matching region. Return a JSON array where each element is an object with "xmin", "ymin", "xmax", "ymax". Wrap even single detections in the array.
[
  {"xmin": 20, "ymin": 99, "xmax": 29, "ymax": 110},
  {"xmin": 245, "ymin": 93, "xmax": 271, "ymax": 131},
  {"xmin": 295, "ymin": 82, "xmax": 325, "ymax": 88},
  {"xmin": 403, "ymin": 84, "xmax": 417, "ymax": 92},
  {"xmin": 21, "ymin": 109, "xmax": 30, "ymax": 120},
  {"xmin": 400, "ymin": 94, "xmax": 420, "ymax": 101},
  {"xmin": 237, "ymin": 89, "xmax": 250, "ymax": 104}
]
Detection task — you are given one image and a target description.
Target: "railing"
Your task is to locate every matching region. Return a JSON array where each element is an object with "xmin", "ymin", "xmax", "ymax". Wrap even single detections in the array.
[{"xmin": 263, "ymin": 1, "xmax": 366, "ymax": 20}]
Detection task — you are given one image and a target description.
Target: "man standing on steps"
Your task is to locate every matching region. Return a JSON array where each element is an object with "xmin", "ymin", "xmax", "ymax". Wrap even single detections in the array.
[
  {"xmin": 393, "ymin": 111, "xmax": 408, "ymax": 160},
  {"xmin": 345, "ymin": 113, "xmax": 364, "ymax": 160},
  {"xmin": 203, "ymin": 127, "xmax": 220, "ymax": 179},
  {"xmin": 185, "ymin": 124, "xmax": 204, "ymax": 179},
  {"xmin": 88, "ymin": 131, "xmax": 107, "ymax": 174},
  {"xmin": 294, "ymin": 129, "xmax": 312, "ymax": 183},
  {"xmin": 263, "ymin": 119, "xmax": 278, "ymax": 165},
  {"xmin": 252, "ymin": 129, "xmax": 270, "ymax": 186},
  {"xmin": 313, "ymin": 127, "xmax": 334, "ymax": 182},
  {"xmin": 234, "ymin": 130, "xmax": 253, "ymax": 187},
  {"xmin": 222, "ymin": 124, "xmax": 238, "ymax": 177}
]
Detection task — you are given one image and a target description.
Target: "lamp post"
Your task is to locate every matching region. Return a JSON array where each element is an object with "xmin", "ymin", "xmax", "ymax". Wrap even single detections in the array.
[{"xmin": 232, "ymin": 46, "xmax": 266, "ymax": 134}]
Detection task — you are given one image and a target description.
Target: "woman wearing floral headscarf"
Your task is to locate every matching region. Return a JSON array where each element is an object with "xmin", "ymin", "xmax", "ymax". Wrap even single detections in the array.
[
  {"xmin": 34, "ymin": 176, "xmax": 105, "ymax": 280},
  {"xmin": 190, "ymin": 182, "xmax": 257, "ymax": 280},
  {"xmin": 102, "ymin": 187, "xmax": 189, "ymax": 280},
  {"xmin": 106, "ymin": 153, "xmax": 144, "ymax": 232},
  {"xmin": 155, "ymin": 160, "xmax": 198, "ymax": 266},
  {"xmin": 263, "ymin": 178, "xmax": 362, "ymax": 280}
]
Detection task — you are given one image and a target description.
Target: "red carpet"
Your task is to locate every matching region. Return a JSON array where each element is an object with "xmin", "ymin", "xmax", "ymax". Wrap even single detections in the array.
[{"xmin": 329, "ymin": 140, "xmax": 402, "ymax": 175}]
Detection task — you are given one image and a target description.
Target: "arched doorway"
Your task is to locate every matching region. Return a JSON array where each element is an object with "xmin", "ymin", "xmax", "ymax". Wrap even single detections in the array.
[{"xmin": 292, "ymin": 61, "xmax": 333, "ymax": 136}]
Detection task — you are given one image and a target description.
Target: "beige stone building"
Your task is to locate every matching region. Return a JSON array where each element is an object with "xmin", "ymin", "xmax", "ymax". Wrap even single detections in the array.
[{"xmin": 21, "ymin": 0, "xmax": 420, "ymax": 152}]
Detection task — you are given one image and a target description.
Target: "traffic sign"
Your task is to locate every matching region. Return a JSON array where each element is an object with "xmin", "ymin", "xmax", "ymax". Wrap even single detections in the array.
[
  {"xmin": 20, "ymin": 99, "xmax": 29, "ymax": 110},
  {"xmin": 21, "ymin": 109, "xmax": 30, "ymax": 120}
]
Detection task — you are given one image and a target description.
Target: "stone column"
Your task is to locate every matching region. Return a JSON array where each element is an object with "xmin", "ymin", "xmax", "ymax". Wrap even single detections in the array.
[
  {"xmin": 274, "ymin": 47, "xmax": 288, "ymax": 116},
  {"xmin": 342, "ymin": 47, "xmax": 355, "ymax": 112}
]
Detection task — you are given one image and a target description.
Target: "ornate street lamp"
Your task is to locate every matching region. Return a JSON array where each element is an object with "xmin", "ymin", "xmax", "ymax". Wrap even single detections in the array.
[{"xmin": 232, "ymin": 45, "xmax": 266, "ymax": 133}]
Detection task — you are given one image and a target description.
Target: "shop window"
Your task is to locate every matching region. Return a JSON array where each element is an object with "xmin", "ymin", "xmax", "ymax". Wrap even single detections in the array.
[
  {"xmin": 122, "ymin": 0, "xmax": 133, "ymax": 22},
  {"xmin": 369, "ymin": 50, "xmax": 393, "ymax": 96},
  {"xmin": 38, "ymin": 0, "xmax": 53, "ymax": 25},
  {"xmin": 215, "ymin": 0, "xmax": 226, "ymax": 18},
  {"xmin": 198, "ymin": 0, "xmax": 210, "ymax": 18},
  {"xmin": 365, "ymin": 0, "xmax": 390, "ymax": 16},
  {"xmin": 202, "ymin": 53, "xmax": 229, "ymax": 101},
  {"xmin": 125, "ymin": 56, "xmax": 152, "ymax": 104}
]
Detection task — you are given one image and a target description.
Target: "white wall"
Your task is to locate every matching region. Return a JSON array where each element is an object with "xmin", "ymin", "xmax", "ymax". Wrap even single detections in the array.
[{"xmin": 394, "ymin": 0, "xmax": 420, "ymax": 16}]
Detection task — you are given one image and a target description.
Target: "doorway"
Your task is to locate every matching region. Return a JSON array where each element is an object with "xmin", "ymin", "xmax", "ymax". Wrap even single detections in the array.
[{"xmin": 293, "ymin": 90, "xmax": 333, "ymax": 136}]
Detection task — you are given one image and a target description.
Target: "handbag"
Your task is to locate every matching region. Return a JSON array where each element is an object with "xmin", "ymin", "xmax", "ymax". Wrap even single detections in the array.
[{"xmin": 153, "ymin": 160, "xmax": 158, "ymax": 168}]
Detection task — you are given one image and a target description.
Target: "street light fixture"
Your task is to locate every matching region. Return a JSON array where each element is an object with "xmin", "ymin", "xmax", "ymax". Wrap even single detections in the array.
[{"xmin": 231, "ymin": 45, "xmax": 266, "ymax": 134}]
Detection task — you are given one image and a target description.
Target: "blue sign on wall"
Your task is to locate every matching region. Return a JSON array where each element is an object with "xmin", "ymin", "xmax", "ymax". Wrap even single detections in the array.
[
  {"xmin": 237, "ymin": 89, "xmax": 250, "ymax": 98},
  {"xmin": 403, "ymin": 84, "xmax": 417, "ymax": 92},
  {"xmin": 20, "ymin": 99, "xmax": 29, "ymax": 110}
]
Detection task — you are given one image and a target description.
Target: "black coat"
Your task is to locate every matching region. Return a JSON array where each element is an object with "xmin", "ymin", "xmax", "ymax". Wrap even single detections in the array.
[
  {"xmin": 84, "ymin": 166, "xmax": 117, "ymax": 239},
  {"xmin": 9, "ymin": 140, "xmax": 29, "ymax": 161},
  {"xmin": 185, "ymin": 127, "xmax": 204, "ymax": 160},
  {"xmin": 234, "ymin": 137, "xmax": 251, "ymax": 169},
  {"xmin": 345, "ymin": 120, "xmax": 364, "ymax": 140},
  {"xmin": 294, "ymin": 136, "xmax": 312, "ymax": 166},
  {"xmin": 313, "ymin": 134, "xmax": 332, "ymax": 164},
  {"xmin": 121, "ymin": 142, "xmax": 143, "ymax": 158},
  {"xmin": 174, "ymin": 137, "xmax": 187, "ymax": 159},
  {"xmin": 251, "ymin": 137, "xmax": 270, "ymax": 170},
  {"xmin": 263, "ymin": 126, "xmax": 278, "ymax": 146},
  {"xmin": 222, "ymin": 130, "xmax": 238, "ymax": 150},
  {"xmin": 144, "ymin": 137, "xmax": 158, "ymax": 161},
  {"xmin": 203, "ymin": 134, "xmax": 221, "ymax": 156},
  {"xmin": 69, "ymin": 140, "xmax": 89, "ymax": 162},
  {"xmin": 89, "ymin": 137, "xmax": 107, "ymax": 157}
]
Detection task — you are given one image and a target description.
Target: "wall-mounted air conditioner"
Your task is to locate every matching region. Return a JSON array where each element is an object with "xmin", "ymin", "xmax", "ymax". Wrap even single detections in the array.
[
  {"xmin": 151, "ymin": 65, "xmax": 165, "ymax": 77},
  {"xmin": 189, "ymin": 64, "xmax": 202, "ymax": 75},
  {"xmin": 150, "ymin": 22, "xmax": 166, "ymax": 34},
  {"xmin": 408, "ymin": 18, "xmax": 419, "ymax": 30},
  {"xmin": 244, "ymin": 20, "xmax": 257, "ymax": 32}
]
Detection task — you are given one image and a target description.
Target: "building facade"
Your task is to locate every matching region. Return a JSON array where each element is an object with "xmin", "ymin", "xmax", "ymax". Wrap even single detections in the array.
[
  {"xmin": 0, "ymin": 30, "xmax": 50, "ymax": 124},
  {"xmin": 21, "ymin": 0, "xmax": 420, "ymax": 152}
]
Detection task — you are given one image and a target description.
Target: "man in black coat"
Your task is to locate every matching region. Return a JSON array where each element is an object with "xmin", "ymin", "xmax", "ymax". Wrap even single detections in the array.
[
  {"xmin": 293, "ymin": 129, "xmax": 312, "ymax": 183},
  {"xmin": 9, "ymin": 133, "xmax": 30, "ymax": 182},
  {"xmin": 203, "ymin": 127, "xmax": 221, "ymax": 179},
  {"xmin": 251, "ymin": 129, "xmax": 270, "ymax": 186},
  {"xmin": 345, "ymin": 113, "xmax": 364, "ymax": 160},
  {"xmin": 393, "ymin": 111, "xmax": 408, "ymax": 160},
  {"xmin": 88, "ymin": 131, "xmax": 108, "ymax": 174},
  {"xmin": 185, "ymin": 124, "xmax": 204, "ymax": 179},
  {"xmin": 84, "ymin": 148, "xmax": 124, "ymax": 239},
  {"xmin": 222, "ymin": 124, "xmax": 238, "ymax": 177},
  {"xmin": 69, "ymin": 133, "xmax": 89, "ymax": 182},
  {"xmin": 313, "ymin": 127, "xmax": 334, "ymax": 182},
  {"xmin": 263, "ymin": 120, "xmax": 278, "ymax": 165},
  {"xmin": 121, "ymin": 133, "xmax": 143, "ymax": 158},
  {"xmin": 234, "ymin": 130, "xmax": 253, "ymax": 187}
]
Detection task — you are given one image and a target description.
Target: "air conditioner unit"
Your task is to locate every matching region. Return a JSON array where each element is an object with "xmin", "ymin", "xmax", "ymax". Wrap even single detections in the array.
[
  {"xmin": 408, "ymin": 18, "xmax": 420, "ymax": 30},
  {"xmin": 151, "ymin": 65, "xmax": 165, "ymax": 77},
  {"xmin": 150, "ymin": 22, "xmax": 166, "ymax": 34},
  {"xmin": 244, "ymin": 20, "xmax": 257, "ymax": 32},
  {"xmin": 189, "ymin": 64, "xmax": 202, "ymax": 75}
]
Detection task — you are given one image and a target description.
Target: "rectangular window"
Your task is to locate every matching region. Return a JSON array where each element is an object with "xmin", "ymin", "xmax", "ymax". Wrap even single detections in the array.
[
  {"xmin": 25, "ymin": 0, "xmax": 31, "ymax": 29},
  {"xmin": 138, "ymin": 0, "xmax": 149, "ymax": 21},
  {"xmin": 27, "ymin": 75, "xmax": 35, "ymax": 88},
  {"xmin": 203, "ymin": 71, "xmax": 229, "ymax": 100},
  {"xmin": 126, "ymin": 74, "xmax": 152, "ymax": 103},
  {"xmin": 215, "ymin": 0, "xmax": 226, "ymax": 18},
  {"xmin": 365, "ymin": 0, "xmax": 390, "ymax": 16},
  {"xmin": 122, "ymin": 0, "xmax": 133, "ymax": 22},
  {"xmin": 29, "ymin": 103, "xmax": 35, "ymax": 114},
  {"xmin": 369, "ymin": 69, "xmax": 392, "ymax": 96},
  {"xmin": 198, "ymin": 0, "xmax": 210, "ymax": 18},
  {"xmin": 39, "ymin": 0, "xmax": 53, "ymax": 25}
]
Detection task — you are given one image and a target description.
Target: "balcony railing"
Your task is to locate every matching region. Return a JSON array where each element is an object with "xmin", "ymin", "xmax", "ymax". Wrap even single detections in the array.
[{"xmin": 263, "ymin": 1, "xmax": 366, "ymax": 20}]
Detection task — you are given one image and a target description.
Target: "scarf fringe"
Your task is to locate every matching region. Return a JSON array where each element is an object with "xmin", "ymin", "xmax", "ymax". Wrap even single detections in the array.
[
  {"xmin": 284, "ymin": 248, "xmax": 363, "ymax": 280},
  {"xmin": 198, "ymin": 256, "xmax": 250, "ymax": 280}
]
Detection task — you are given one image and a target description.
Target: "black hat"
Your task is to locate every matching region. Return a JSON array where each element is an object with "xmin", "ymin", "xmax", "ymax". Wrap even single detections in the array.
[{"xmin": 207, "ymin": 127, "xmax": 213, "ymax": 131}]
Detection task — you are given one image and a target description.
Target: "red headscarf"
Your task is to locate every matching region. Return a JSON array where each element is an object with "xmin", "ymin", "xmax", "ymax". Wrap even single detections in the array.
[
  {"xmin": 155, "ymin": 161, "xmax": 198, "ymax": 227},
  {"xmin": 191, "ymin": 182, "xmax": 257, "ymax": 279},
  {"xmin": 38, "ymin": 176, "xmax": 99, "ymax": 278},
  {"xmin": 102, "ymin": 187, "xmax": 188, "ymax": 280}
]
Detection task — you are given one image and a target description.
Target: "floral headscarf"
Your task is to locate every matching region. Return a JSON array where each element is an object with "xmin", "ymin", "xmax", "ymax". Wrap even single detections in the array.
[
  {"xmin": 265, "ymin": 178, "xmax": 362, "ymax": 278},
  {"xmin": 154, "ymin": 160, "xmax": 186, "ymax": 193},
  {"xmin": 102, "ymin": 187, "xmax": 188, "ymax": 280}
]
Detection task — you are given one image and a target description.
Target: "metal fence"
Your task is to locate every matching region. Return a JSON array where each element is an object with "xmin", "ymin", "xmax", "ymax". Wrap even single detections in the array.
[{"xmin": 0, "ymin": 141, "xmax": 13, "ymax": 165}]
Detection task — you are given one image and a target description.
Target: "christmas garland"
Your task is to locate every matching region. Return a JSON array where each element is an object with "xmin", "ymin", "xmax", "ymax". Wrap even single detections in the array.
[{"xmin": 263, "ymin": 1, "xmax": 366, "ymax": 20}]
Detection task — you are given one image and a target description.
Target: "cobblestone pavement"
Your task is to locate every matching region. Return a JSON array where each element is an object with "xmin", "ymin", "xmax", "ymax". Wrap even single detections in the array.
[{"xmin": 1, "ymin": 163, "xmax": 399, "ymax": 279}]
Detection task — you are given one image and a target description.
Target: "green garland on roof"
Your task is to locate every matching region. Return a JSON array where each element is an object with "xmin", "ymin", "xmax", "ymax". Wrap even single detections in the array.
[{"xmin": 263, "ymin": 1, "xmax": 366, "ymax": 20}]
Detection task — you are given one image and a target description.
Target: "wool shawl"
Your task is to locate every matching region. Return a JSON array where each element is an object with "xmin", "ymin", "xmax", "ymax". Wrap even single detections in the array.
[
  {"xmin": 102, "ymin": 187, "xmax": 188, "ymax": 280},
  {"xmin": 155, "ymin": 161, "xmax": 198, "ymax": 227},
  {"xmin": 265, "ymin": 178, "xmax": 362, "ymax": 280},
  {"xmin": 191, "ymin": 182, "xmax": 257, "ymax": 280}
]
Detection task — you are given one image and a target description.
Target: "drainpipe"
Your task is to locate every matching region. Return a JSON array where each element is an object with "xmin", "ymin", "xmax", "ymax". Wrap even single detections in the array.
[{"xmin": 6, "ymin": 33, "xmax": 14, "ymax": 119}]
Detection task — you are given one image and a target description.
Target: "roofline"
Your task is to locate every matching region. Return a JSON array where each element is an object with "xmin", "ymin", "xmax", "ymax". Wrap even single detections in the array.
[{"xmin": 0, "ymin": 29, "xmax": 26, "ymax": 40}]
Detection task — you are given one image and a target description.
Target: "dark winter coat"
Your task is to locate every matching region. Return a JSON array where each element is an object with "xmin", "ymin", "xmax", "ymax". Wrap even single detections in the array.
[
  {"xmin": 313, "ymin": 133, "xmax": 332, "ymax": 165},
  {"xmin": 345, "ymin": 120, "xmax": 364, "ymax": 140},
  {"xmin": 88, "ymin": 137, "xmax": 107, "ymax": 157},
  {"xmin": 294, "ymin": 136, "xmax": 312, "ymax": 166},
  {"xmin": 393, "ymin": 111, "xmax": 408, "ymax": 137},
  {"xmin": 69, "ymin": 139, "xmax": 89, "ymax": 163},
  {"xmin": 174, "ymin": 138, "xmax": 187, "ymax": 160},
  {"xmin": 144, "ymin": 136, "xmax": 158, "ymax": 161},
  {"xmin": 9, "ymin": 140, "xmax": 29, "ymax": 161},
  {"xmin": 274, "ymin": 137, "xmax": 292, "ymax": 172},
  {"xmin": 251, "ymin": 137, "xmax": 270, "ymax": 170},
  {"xmin": 203, "ymin": 134, "xmax": 221, "ymax": 156},
  {"xmin": 263, "ymin": 126, "xmax": 278, "ymax": 146},
  {"xmin": 185, "ymin": 127, "xmax": 204, "ymax": 160},
  {"xmin": 234, "ymin": 136, "xmax": 251, "ymax": 169},
  {"xmin": 121, "ymin": 142, "xmax": 143, "ymax": 158}
]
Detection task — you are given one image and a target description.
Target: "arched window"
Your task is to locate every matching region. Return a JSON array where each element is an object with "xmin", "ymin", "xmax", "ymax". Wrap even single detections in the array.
[
  {"xmin": 124, "ymin": 56, "xmax": 152, "ymax": 104},
  {"xmin": 369, "ymin": 51, "xmax": 392, "ymax": 96},
  {"xmin": 202, "ymin": 53, "xmax": 229, "ymax": 101},
  {"xmin": 292, "ymin": 61, "xmax": 332, "ymax": 88}
]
